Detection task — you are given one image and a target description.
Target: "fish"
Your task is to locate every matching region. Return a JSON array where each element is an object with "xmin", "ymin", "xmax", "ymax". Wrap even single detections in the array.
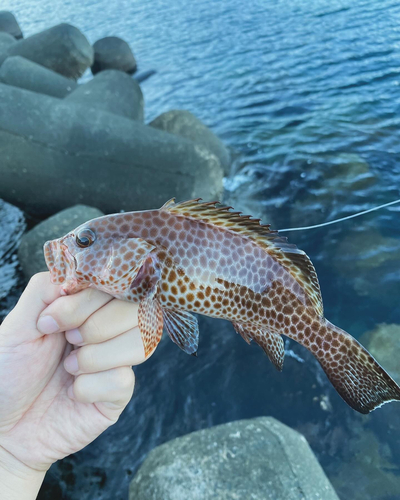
[{"xmin": 44, "ymin": 198, "xmax": 400, "ymax": 414}]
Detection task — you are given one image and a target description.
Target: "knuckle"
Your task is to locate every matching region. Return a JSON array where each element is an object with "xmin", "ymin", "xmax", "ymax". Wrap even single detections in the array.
[
  {"xmin": 77, "ymin": 346, "xmax": 97, "ymax": 372},
  {"xmin": 114, "ymin": 367, "xmax": 135, "ymax": 392},
  {"xmin": 55, "ymin": 297, "xmax": 79, "ymax": 324},
  {"xmin": 28, "ymin": 272, "xmax": 48, "ymax": 289},
  {"xmin": 72, "ymin": 377, "xmax": 87, "ymax": 402},
  {"xmin": 81, "ymin": 315, "xmax": 104, "ymax": 343}
]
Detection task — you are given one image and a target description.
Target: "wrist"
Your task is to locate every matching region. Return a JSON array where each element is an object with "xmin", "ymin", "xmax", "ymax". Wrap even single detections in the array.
[{"xmin": 0, "ymin": 446, "xmax": 46, "ymax": 500}]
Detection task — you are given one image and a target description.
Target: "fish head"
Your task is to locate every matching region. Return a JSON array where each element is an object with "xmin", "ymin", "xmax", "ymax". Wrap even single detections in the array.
[{"xmin": 44, "ymin": 215, "xmax": 155, "ymax": 296}]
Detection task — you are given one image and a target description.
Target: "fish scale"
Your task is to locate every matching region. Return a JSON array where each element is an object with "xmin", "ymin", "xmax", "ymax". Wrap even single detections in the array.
[{"xmin": 44, "ymin": 198, "xmax": 400, "ymax": 414}]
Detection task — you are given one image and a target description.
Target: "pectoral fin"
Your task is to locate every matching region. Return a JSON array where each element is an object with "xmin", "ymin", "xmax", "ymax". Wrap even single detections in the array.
[
  {"xmin": 232, "ymin": 322, "xmax": 285, "ymax": 371},
  {"xmin": 163, "ymin": 308, "xmax": 199, "ymax": 355},
  {"xmin": 138, "ymin": 295, "xmax": 164, "ymax": 358}
]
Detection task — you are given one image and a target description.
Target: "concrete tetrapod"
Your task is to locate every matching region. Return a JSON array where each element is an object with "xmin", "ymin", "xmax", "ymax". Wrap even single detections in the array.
[{"xmin": 0, "ymin": 83, "xmax": 224, "ymax": 217}]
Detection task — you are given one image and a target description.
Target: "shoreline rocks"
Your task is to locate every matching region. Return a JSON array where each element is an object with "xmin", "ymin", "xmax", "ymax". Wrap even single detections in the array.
[
  {"xmin": 0, "ymin": 32, "xmax": 17, "ymax": 52},
  {"xmin": 0, "ymin": 83, "xmax": 224, "ymax": 218},
  {"xmin": 150, "ymin": 110, "xmax": 231, "ymax": 175},
  {"xmin": 134, "ymin": 69, "xmax": 156, "ymax": 83},
  {"xmin": 2, "ymin": 23, "xmax": 93, "ymax": 79},
  {"xmin": 0, "ymin": 199, "xmax": 25, "ymax": 308},
  {"xmin": 360, "ymin": 323, "xmax": 400, "ymax": 384},
  {"xmin": 91, "ymin": 36, "xmax": 137, "ymax": 75},
  {"xmin": 129, "ymin": 417, "xmax": 339, "ymax": 500},
  {"xmin": 0, "ymin": 11, "xmax": 23, "ymax": 40},
  {"xmin": 0, "ymin": 56, "xmax": 77, "ymax": 97},
  {"xmin": 65, "ymin": 69, "xmax": 144, "ymax": 121}
]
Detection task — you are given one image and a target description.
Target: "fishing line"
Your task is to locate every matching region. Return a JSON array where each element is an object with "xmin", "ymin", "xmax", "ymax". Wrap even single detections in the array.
[{"xmin": 278, "ymin": 198, "xmax": 400, "ymax": 232}]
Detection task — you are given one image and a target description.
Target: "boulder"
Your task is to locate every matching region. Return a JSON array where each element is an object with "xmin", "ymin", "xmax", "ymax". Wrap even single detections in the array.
[
  {"xmin": 360, "ymin": 323, "xmax": 400, "ymax": 384},
  {"xmin": 150, "ymin": 110, "xmax": 231, "ymax": 175},
  {"xmin": 0, "ymin": 83, "xmax": 224, "ymax": 218},
  {"xmin": 129, "ymin": 417, "xmax": 339, "ymax": 500},
  {"xmin": 4, "ymin": 23, "xmax": 93, "ymax": 79},
  {"xmin": 134, "ymin": 69, "xmax": 156, "ymax": 84},
  {"xmin": 332, "ymin": 228, "xmax": 400, "ymax": 305},
  {"xmin": 65, "ymin": 69, "xmax": 143, "ymax": 121},
  {"xmin": 329, "ymin": 429, "xmax": 400, "ymax": 500},
  {"xmin": 0, "ymin": 32, "xmax": 17, "ymax": 52},
  {"xmin": 18, "ymin": 205, "xmax": 103, "ymax": 280},
  {"xmin": 0, "ymin": 199, "xmax": 25, "ymax": 319},
  {"xmin": 91, "ymin": 36, "xmax": 137, "ymax": 75},
  {"xmin": 0, "ymin": 11, "xmax": 22, "ymax": 39},
  {"xmin": 0, "ymin": 56, "xmax": 77, "ymax": 98},
  {"xmin": 290, "ymin": 153, "xmax": 376, "ymax": 228}
]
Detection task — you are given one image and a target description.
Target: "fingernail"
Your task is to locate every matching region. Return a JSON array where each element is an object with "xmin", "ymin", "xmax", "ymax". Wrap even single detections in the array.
[
  {"xmin": 37, "ymin": 315, "xmax": 60, "ymax": 335},
  {"xmin": 66, "ymin": 328, "xmax": 83, "ymax": 345},
  {"xmin": 67, "ymin": 384, "xmax": 75, "ymax": 399},
  {"xmin": 64, "ymin": 352, "xmax": 79, "ymax": 374}
]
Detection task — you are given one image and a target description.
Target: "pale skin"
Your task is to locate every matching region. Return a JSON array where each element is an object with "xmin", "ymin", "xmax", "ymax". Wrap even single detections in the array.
[{"xmin": 0, "ymin": 272, "xmax": 146, "ymax": 500}]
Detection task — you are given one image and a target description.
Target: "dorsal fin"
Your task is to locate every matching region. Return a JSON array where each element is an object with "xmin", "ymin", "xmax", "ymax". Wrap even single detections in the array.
[{"xmin": 161, "ymin": 198, "xmax": 323, "ymax": 316}]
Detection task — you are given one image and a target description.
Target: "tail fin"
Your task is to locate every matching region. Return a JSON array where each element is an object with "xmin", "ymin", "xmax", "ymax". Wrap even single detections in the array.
[{"xmin": 313, "ymin": 320, "xmax": 400, "ymax": 413}]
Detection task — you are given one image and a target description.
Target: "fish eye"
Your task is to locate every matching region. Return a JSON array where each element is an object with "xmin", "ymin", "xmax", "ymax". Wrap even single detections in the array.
[{"xmin": 76, "ymin": 228, "xmax": 96, "ymax": 248}]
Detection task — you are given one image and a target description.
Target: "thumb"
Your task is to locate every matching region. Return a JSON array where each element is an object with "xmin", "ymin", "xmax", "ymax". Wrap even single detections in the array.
[{"xmin": 1, "ymin": 272, "xmax": 62, "ymax": 344}]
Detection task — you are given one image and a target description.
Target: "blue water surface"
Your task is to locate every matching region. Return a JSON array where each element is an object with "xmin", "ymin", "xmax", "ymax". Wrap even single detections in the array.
[{"xmin": 2, "ymin": 0, "xmax": 400, "ymax": 498}]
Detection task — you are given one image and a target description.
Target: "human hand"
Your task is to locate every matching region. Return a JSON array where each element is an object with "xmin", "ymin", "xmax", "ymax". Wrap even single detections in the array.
[{"xmin": 0, "ymin": 272, "xmax": 145, "ymax": 499}]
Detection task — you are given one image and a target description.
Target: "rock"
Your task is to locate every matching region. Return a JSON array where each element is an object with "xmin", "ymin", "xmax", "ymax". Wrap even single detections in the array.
[
  {"xmin": 0, "ymin": 11, "xmax": 23, "ymax": 39},
  {"xmin": 129, "ymin": 417, "xmax": 339, "ymax": 500},
  {"xmin": 18, "ymin": 205, "xmax": 103, "ymax": 280},
  {"xmin": 91, "ymin": 36, "xmax": 137, "ymax": 75},
  {"xmin": 332, "ymin": 228, "xmax": 400, "ymax": 304},
  {"xmin": 4, "ymin": 23, "xmax": 93, "ymax": 79},
  {"xmin": 0, "ymin": 199, "xmax": 25, "ymax": 320},
  {"xmin": 0, "ymin": 32, "xmax": 17, "ymax": 52},
  {"xmin": 134, "ymin": 69, "xmax": 156, "ymax": 83},
  {"xmin": 329, "ymin": 429, "xmax": 400, "ymax": 500},
  {"xmin": 0, "ymin": 56, "xmax": 77, "ymax": 98},
  {"xmin": 290, "ymin": 153, "xmax": 376, "ymax": 228},
  {"xmin": 0, "ymin": 83, "xmax": 224, "ymax": 218},
  {"xmin": 150, "ymin": 110, "xmax": 231, "ymax": 175},
  {"xmin": 360, "ymin": 323, "xmax": 400, "ymax": 383},
  {"xmin": 65, "ymin": 70, "xmax": 143, "ymax": 121}
]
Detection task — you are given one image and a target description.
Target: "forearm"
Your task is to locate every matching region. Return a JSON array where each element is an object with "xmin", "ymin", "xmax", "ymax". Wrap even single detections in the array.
[{"xmin": 0, "ymin": 447, "xmax": 46, "ymax": 500}]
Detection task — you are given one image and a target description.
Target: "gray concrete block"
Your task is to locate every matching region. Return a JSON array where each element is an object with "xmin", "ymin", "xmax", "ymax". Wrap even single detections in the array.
[
  {"xmin": 150, "ymin": 109, "xmax": 231, "ymax": 175},
  {"xmin": 134, "ymin": 69, "xmax": 156, "ymax": 84},
  {"xmin": 0, "ymin": 11, "xmax": 22, "ymax": 39},
  {"xmin": 65, "ymin": 69, "xmax": 143, "ymax": 121},
  {"xmin": 0, "ymin": 56, "xmax": 77, "ymax": 97},
  {"xmin": 4, "ymin": 23, "xmax": 93, "ymax": 79},
  {"xmin": 0, "ymin": 32, "xmax": 17, "ymax": 53},
  {"xmin": 0, "ymin": 83, "xmax": 223, "ymax": 218},
  {"xmin": 129, "ymin": 417, "xmax": 339, "ymax": 500},
  {"xmin": 92, "ymin": 36, "xmax": 137, "ymax": 75}
]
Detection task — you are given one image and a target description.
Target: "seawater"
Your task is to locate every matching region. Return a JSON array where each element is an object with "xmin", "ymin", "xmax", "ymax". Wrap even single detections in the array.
[{"xmin": 1, "ymin": 0, "xmax": 400, "ymax": 498}]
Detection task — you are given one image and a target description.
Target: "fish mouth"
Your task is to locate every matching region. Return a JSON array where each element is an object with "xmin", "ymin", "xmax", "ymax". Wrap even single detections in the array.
[{"xmin": 44, "ymin": 239, "xmax": 76, "ymax": 285}]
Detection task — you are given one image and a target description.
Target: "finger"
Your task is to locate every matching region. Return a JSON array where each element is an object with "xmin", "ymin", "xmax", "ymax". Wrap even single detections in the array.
[
  {"xmin": 1, "ymin": 272, "xmax": 62, "ymax": 343},
  {"xmin": 68, "ymin": 367, "xmax": 135, "ymax": 415},
  {"xmin": 37, "ymin": 288, "xmax": 113, "ymax": 335},
  {"xmin": 64, "ymin": 327, "xmax": 146, "ymax": 375},
  {"xmin": 65, "ymin": 299, "xmax": 139, "ymax": 346}
]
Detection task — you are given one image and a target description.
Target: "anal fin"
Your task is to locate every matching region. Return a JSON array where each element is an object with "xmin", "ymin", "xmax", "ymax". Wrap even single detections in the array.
[
  {"xmin": 232, "ymin": 322, "xmax": 285, "ymax": 371},
  {"xmin": 163, "ymin": 308, "xmax": 199, "ymax": 355}
]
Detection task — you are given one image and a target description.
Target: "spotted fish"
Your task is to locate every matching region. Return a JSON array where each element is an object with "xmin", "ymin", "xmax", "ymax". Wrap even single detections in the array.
[{"xmin": 44, "ymin": 199, "xmax": 400, "ymax": 414}]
